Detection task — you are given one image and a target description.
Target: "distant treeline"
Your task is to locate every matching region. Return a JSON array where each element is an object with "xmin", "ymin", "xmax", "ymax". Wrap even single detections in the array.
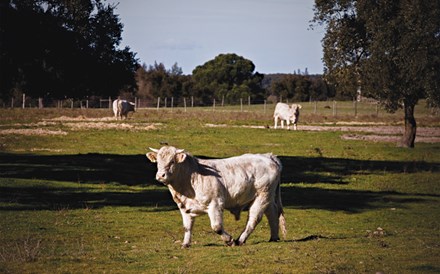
[
  {"xmin": 1, "ymin": 1, "xmax": 340, "ymax": 107},
  {"xmin": 135, "ymin": 57, "xmax": 337, "ymax": 106}
]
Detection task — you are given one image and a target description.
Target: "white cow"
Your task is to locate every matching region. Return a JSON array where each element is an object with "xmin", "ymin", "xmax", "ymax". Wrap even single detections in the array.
[
  {"xmin": 112, "ymin": 99, "xmax": 135, "ymax": 119},
  {"xmin": 273, "ymin": 102, "xmax": 302, "ymax": 130},
  {"xmin": 146, "ymin": 146, "xmax": 286, "ymax": 248}
]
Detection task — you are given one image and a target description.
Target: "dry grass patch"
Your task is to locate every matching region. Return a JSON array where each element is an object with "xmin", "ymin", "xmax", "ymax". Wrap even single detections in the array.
[{"xmin": 0, "ymin": 128, "xmax": 67, "ymax": 136}]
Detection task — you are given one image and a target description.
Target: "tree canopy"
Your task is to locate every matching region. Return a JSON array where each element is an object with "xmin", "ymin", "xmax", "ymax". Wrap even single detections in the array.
[
  {"xmin": 192, "ymin": 53, "xmax": 265, "ymax": 104},
  {"xmin": 0, "ymin": 0, "xmax": 138, "ymax": 100},
  {"xmin": 313, "ymin": 0, "xmax": 440, "ymax": 147},
  {"xmin": 265, "ymin": 74, "xmax": 333, "ymax": 103},
  {"xmin": 135, "ymin": 62, "xmax": 192, "ymax": 103}
]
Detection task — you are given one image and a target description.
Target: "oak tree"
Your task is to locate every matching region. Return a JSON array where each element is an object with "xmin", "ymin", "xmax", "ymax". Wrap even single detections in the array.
[{"xmin": 313, "ymin": 0, "xmax": 440, "ymax": 147}]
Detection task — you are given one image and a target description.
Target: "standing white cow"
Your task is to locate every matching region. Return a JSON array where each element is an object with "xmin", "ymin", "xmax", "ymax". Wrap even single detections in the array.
[
  {"xmin": 146, "ymin": 146, "xmax": 286, "ymax": 248},
  {"xmin": 273, "ymin": 102, "xmax": 302, "ymax": 130},
  {"xmin": 112, "ymin": 99, "xmax": 135, "ymax": 120}
]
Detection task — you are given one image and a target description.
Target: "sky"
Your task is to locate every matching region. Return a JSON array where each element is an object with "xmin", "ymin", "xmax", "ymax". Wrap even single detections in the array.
[{"xmin": 110, "ymin": 0, "xmax": 325, "ymax": 75}]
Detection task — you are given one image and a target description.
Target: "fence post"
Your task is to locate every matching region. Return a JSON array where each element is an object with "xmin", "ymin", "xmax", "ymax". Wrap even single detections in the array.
[
  {"xmin": 23, "ymin": 93, "xmax": 26, "ymax": 108},
  {"xmin": 171, "ymin": 97, "xmax": 174, "ymax": 111},
  {"xmin": 240, "ymin": 98, "xmax": 243, "ymax": 112},
  {"xmin": 184, "ymin": 97, "xmax": 187, "ymax": 112},
  {"xmin": 314, "ymin": 101, "xmax": 317, "ymax": 114},
  {"xmin": 333, "ymin": 100, "xmax": 337, "ymax": 116},
  {"xmin": 191, "ymin": 96, "xmax": 194, "ymax": 108},
  {"xmin": 248, "ymin": 96, "xmax": 250, "ymax": 107},
  {"xmin": 213, "ymin": 99, "xmax": 216, "ymax": 110},
  {"xmin": 354, "ymin": 100, "xmax": 358, "ymax": 117},
  {"xmin": 109, "ymin": 97, "xmax": 111, "ymax": 109},
  {"xmin": 86, "ymin": 100, "xmax": 89, "ymax": 109},
  {"xmin": 164, "ymin": 97, "xmax": 167, "ymax": 108},
  {"xmin": 157, "ymin": 97, "xmax": 160, "ymax": 110},
  {"xmin": 71, "ymin": 99, "xmax": 74, "ymax": 109},
  {"xmin": 264, "ymin": 100, "xmax": 267, "ymax": 113},
  {"xmin": 221, "ymin": 96, "xmax": 224, "ymax": 107}
]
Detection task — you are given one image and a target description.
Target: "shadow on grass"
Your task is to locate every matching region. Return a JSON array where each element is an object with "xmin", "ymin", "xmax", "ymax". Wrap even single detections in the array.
[{"xmin": 0, "ymin": 153, "xmax": 438, "ymax": 212}]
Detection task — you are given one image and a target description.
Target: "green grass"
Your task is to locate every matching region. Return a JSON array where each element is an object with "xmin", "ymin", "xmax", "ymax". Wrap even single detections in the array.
[{"xmin": 0, "ymin": 106, "xmax": 439, "ymax": 273}]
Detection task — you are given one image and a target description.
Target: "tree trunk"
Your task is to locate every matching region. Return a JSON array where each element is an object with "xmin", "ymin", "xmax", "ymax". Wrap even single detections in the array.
[{"xmin": 400, "ymin": 102, "xmax": 417, "ymax": 148}]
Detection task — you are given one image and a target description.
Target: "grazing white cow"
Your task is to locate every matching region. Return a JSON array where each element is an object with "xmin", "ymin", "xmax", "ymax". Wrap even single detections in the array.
[
  {"xmin": 146, "ymin": 146, "xmax": 286, "ymax": 248},
  {"xmin": 273, "ymin": 102, "xmax": 302, "ymax": 130},
  {"xmin": 112, "ymin": 99, "xmax": 135, "ymax": 119}
]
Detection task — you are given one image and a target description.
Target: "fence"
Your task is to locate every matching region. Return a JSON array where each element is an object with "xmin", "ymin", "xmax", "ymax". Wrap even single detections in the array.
[{"xmin": 3, "ymin": 94, "xmax": 439, "ymax": 117}]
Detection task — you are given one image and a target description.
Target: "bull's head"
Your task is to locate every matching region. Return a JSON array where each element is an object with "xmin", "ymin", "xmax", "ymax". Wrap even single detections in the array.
[
  {"xmin": 128, "ymin": 102, "xmax": 136, "ymax": 112},
  {"xmin": 146, "ymin": 146, "xmax": 186, "ymax": 184},
  {"xmin": 290, "ymin": 104, "xmax": 302, "ymax": 122},
  {"xmin": 291, "ymin": 104, "xmax": 302, "ymax": 112}
]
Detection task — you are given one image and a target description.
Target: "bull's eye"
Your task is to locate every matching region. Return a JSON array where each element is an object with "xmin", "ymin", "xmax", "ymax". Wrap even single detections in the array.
[
  {"xmin": 168, "ymin": 159, "xmax": 175, "ymax": 168},
  {"xmin": 167, "ymin": 159, "xmax": 176, "ymax": 170}
]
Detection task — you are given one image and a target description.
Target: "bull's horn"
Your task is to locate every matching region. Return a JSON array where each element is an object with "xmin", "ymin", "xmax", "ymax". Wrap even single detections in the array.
[
  {"xmin": 176, "ymin": 149, "xmax": 185, "ymax": 153},
  {"xmin": 149, "ymin": 147, "xmax": 159, "ymax": 153}
]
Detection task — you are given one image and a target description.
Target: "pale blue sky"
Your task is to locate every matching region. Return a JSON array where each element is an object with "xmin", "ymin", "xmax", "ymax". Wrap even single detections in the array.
[{"xmin": 111, "ymin": 0, "xmax": 324, "ymax": 75}]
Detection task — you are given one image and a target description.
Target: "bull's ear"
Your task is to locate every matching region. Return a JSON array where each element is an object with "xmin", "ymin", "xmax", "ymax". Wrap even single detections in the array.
[
  {"xmin": 298, "ymin": 104, "xmax": 302, "ymax": 109},
  {"xmin": 175, "ymin": 150, "xmax": 186, "ymax": 163},
  {"xmin": 146, "ymin": 152, "xmax": 157, "ymax": 163}
]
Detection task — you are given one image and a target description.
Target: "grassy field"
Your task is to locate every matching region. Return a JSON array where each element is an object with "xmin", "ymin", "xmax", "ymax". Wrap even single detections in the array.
[{"xmin": 0, "ymin": 104, "xmax": 439, "ymax": 273}]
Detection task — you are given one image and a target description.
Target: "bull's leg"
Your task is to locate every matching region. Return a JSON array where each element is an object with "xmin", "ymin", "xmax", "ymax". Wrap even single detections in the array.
[
  {"xmin": 274, "ymin": 116, "xmax": 278, "ymax": 129},
  {"xmin": 286, "ymin": 120, "xmax": 291, "ymax": 130},
  {"xmin": 236, "ymin": 195, "xmax": 269, "ymax": 245},
  {"xmin": 264, "ymin": 202, "xmax": 280, "ymax": 242},
  {"xmin": 207, "ymin": 205, "xmax": 234, "ymax": 246},
  {"xmin": 180, "ymin": 210, "xmax": 195, "ymax": 248},
  {"xmin": 293, "ymin": 123, "xmax": 297, "ymax": 130},
  {"xmin": 281, "ymin": 120, "xmax": 284, "ymax": 128}
]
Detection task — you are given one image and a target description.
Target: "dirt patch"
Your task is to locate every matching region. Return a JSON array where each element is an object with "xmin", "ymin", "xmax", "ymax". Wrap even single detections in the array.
[
  {"xmin": 205, "ymin": 123, "xmax": 440, "ymax": 143},
  {"xmin": 0, "ymin": 128, "xmax": 67, "ymax": 136},
  {"xmin": 2, "ymin": 117, "xmax": 162, "ymax": 133},
  {"xmin": 64, "ymin": 122, "xmax": 161, "ymax": 131},
  {"xmin": 341, "ymin": 134, "xmax": 440, "ymax": 143},
  {"xmin": 49, "ymin": 116, "xmax": 115, "ymax": 122}
]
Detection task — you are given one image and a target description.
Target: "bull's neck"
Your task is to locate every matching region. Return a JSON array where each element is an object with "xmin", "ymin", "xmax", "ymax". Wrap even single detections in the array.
[{"xmin": 167, "ymin": 156, "xmax": 197, "ymax": 198}]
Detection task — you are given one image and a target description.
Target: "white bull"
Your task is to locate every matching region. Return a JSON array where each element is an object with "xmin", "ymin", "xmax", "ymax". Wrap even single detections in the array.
[
  {"xmin": 146, "ymin": 146, "xmax": 286, "ymax": 248},
  {"xmin": 112, "ymin": 99, "xmax": 135, "ymax": 120},
  {"xmin": 273, "ymin": 102, "xmax": 302, "ymax": 130}
]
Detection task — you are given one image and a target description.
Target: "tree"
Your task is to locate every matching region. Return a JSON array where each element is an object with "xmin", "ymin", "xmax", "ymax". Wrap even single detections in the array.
[
  {"xmin": 0, "ymin": 0, "xmax": 137, "ymax": 100},
  {"xmin": 192, "ymin": 53, "xmax": 265, "ymax": 104},
  {"xmin": 313, "ymin": 0, "xmax": 440, "ymax": 147},
  {"xmin": 266, "ymin": 74, "xmax": 329, "ymax": 102},
  {"xmin": 134, "ymin": 62, "xmax": 190, "ymax": 105}
]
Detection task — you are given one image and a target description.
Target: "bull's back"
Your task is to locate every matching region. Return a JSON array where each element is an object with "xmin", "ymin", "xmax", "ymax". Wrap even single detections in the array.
[
  {"xmin": 202, "ymin": 154, "xmax": 281, "ymax": 203},
  {"xmin": 274, "ymin": 102, "xmax": 290, "ymax": 119}
]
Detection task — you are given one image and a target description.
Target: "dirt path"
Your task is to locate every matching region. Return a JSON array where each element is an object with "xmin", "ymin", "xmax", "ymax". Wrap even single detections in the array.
[{"xmin": 205, "ymin": 123, "xmax": 440, "ymax": 143}]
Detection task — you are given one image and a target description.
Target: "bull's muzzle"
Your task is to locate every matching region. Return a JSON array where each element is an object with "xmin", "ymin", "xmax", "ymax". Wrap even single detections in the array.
[{"xmin": 156, "ymin": 172, "xmax": 168, "ymax": 184}]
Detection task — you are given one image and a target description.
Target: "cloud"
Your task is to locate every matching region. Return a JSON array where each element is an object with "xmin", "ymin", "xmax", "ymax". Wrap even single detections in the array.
[{"xmin": 152, "ymin": 38, "xmax": 202, "ymax": 51}]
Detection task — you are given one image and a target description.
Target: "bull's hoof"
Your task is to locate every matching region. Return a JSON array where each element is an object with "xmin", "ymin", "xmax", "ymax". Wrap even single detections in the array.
[
  {"xmin": 234, "ymin": 239, "xmax": 245, "ymax": 246},
  {"xmin": 225, "ymin": 239, "xmax": 235, "ymax": 247},
  {"xmin": 181, "ymin": 243, "xmax": 191, "ymax": 249},
  {"xmin": 269, "ymin": 237, "xmax": 280, "ymax": 242}
]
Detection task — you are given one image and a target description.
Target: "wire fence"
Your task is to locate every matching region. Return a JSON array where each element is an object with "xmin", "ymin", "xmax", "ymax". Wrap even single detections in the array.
[{"xmin": 3, "ymin": 94, "xmax": 439, "ymax": 117}]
